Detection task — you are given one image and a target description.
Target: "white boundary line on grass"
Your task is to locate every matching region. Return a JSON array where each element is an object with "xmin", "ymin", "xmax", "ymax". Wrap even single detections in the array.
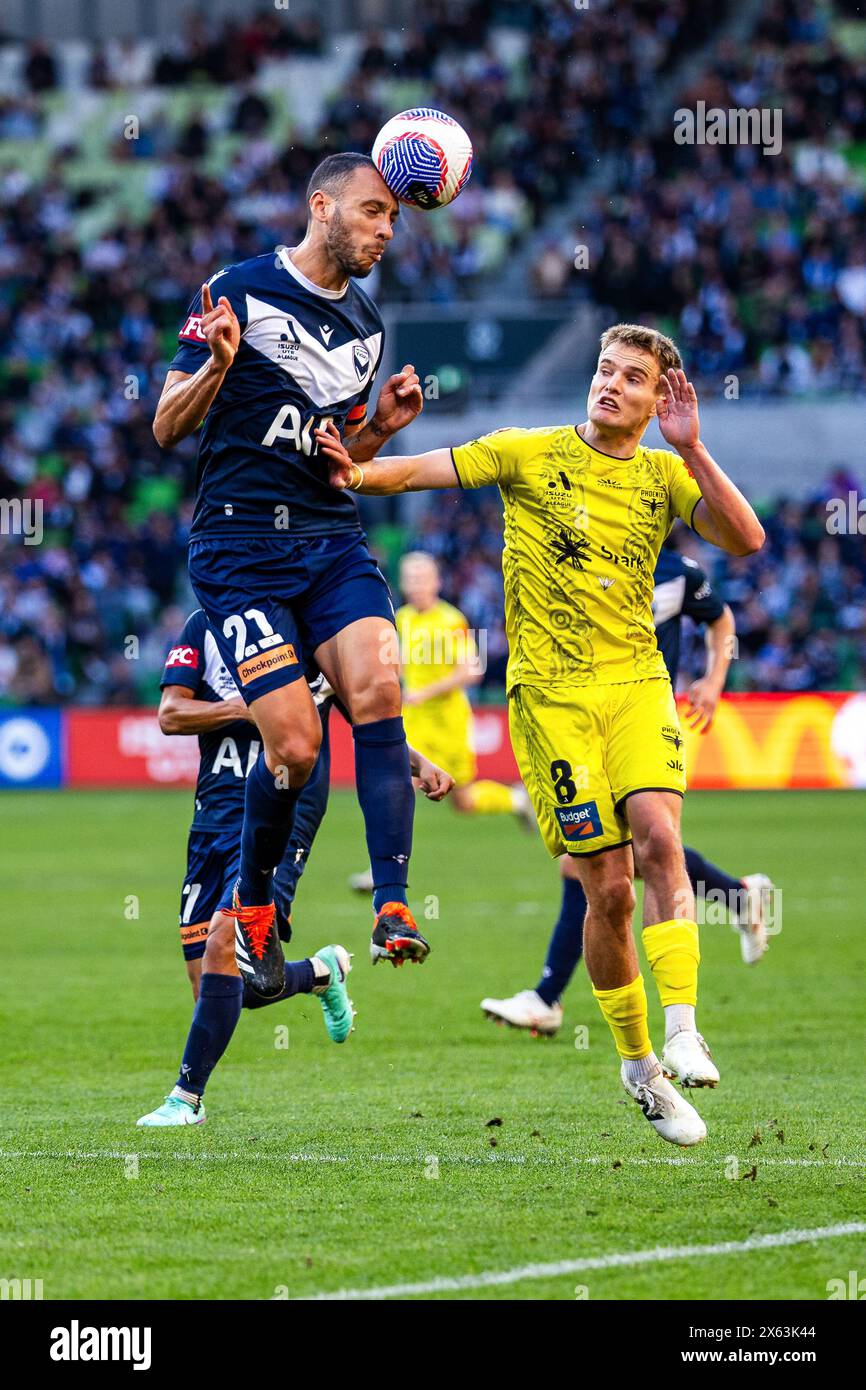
[
  {"xmin": 297, "ymin": 1222, "xmax": 866, "ymax": 1301},
  {"xmin": 0, "ymin": 1147, "xmax": 863, "ymax": 1169}
]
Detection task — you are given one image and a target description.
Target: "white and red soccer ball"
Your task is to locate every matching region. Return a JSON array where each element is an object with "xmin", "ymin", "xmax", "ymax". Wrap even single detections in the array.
[{"xmin": 372, "ymin": 108, "xmax": 473, "ymax": 210}]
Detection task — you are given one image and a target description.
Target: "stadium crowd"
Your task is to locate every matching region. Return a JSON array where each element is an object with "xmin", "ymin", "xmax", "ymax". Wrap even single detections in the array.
[
  {"xmin": 536, "ymin": 0, "xmax": 866, "ymax": 395},
  {"xmin": 1, "ymin": 2, "xmax": 865, "ymax": 706},
  {"xmin": 1, "ymin": 467, "xmax": 864, "ymax": 706}
]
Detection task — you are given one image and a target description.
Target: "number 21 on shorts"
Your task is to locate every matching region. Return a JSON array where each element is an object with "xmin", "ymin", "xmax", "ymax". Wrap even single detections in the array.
[{"xmin": 223, "ymin": 608, "xmax": 285, "ymax": 661}]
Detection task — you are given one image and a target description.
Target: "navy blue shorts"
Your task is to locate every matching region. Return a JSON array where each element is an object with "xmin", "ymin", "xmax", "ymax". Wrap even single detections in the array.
[
  {"xmin": 179, "ymin": 828, "xmax": 295, "ymax": 959},
  {"xmin": 179, "ymin": 828, "xmax": 240, "ymax": 961},
  {"xmin": 188, "ymin": 532, "xmax": 396, "ymax": 704}
]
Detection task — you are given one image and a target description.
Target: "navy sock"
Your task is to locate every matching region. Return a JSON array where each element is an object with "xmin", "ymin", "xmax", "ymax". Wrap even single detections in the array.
[
  {"xmin": 273, "ymin": 710, "xmax": 331, "ymax": 919},
  {"xmin": 176, "ymin": 973, "xmax": 243, "ymax": 1098},
  {"xmin": 238, "ymin": 750, "xmax": 303, "ymax": 906},
  {"xmin": 242, "ymin": 959, "xmax": 316, "ymax": 1009},
  {"xmin": 684, "ymin": 845, "xmax": 742, "ymax": 901},
  {"xmin": 535, "ymin": 874, "xmax": 587, "ymax": 1006},
  {"xmin": 353, "ymin": 716, "xmax": 415, "ymax": 914}
]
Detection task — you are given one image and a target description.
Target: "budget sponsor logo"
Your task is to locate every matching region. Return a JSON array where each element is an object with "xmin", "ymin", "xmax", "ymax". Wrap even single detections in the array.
[{"xmin": 554, "ymin": 799, "xmax": 602, "ymax": 841}]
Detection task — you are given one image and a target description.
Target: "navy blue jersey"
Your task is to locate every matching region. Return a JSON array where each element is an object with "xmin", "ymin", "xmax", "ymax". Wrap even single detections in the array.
[
  {"xmin": 170, "ymin": 248, "xmax": 384, "ymax": 538},
  {"xmin": 160, "ymin": 608, "xmax": 261, "ymax": 832},
  {"xmin": 652, "ymin": 550, "xmax": 725, "ymax": 684}
]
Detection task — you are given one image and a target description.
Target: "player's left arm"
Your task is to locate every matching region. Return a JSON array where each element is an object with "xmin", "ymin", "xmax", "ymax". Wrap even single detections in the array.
[
  {"xmin": 656, "ymin": 369, "xmax": 765, "ymax": 556},
  {"xmin": 408, "ymin": 746, "xmax": 455, "ymax": 801}
]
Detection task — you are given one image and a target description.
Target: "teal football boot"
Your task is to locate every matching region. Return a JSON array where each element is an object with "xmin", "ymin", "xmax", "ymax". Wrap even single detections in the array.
[
  {"xmin": 137, "ymin": 1091, "xmax": 206, "ymax": 1127},
  {"xmin": 312, "ymin": 945, "xmax": 355, "ymax": 1044}
]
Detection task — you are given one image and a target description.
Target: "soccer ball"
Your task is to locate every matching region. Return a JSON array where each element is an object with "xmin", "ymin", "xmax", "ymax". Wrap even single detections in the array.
[{"xmin": 372, "ymin": 108, "xmax": 473, "ymax": 210}]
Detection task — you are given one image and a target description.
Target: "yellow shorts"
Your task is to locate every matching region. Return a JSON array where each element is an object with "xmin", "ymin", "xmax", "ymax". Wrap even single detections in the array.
[
  {"xmin": 508, "ymin": 678, "xmax": 686, "ymax": 857},
  {"xmin": 403, "ymin": 704, "xmax": 477, "ymax": 788}
]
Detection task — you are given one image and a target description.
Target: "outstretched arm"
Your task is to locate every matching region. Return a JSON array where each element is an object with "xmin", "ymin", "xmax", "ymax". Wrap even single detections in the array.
[
  {"xmin": 315, "ymin": 422, "xmax": 458, "ymax": 494},
  {"xmin": 657, "ymin": 369, "xmax": 765, "ymax": 556}
]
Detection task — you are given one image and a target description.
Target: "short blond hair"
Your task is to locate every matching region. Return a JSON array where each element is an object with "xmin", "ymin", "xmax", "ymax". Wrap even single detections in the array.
[
  {"xmin": 400, "ymin": 550, "xmax": 439, "ymax": 575},
  {"xmin": 599, "ymin": 323, "xmax": 682, "ymax": 377}
]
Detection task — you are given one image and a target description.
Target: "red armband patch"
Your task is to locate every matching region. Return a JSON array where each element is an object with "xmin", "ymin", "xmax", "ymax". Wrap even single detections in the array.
[
  {"xmin": 166, "ymin": 645, "xmax": 199, "ymax": 669},
  {"xmin": 179, "ymin": 315, "xmax": 207, "ymax": 344}
]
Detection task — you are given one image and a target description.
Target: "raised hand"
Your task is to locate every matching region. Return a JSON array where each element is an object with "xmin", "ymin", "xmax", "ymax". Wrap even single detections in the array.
[
  {"xmin": 372, "ymin": 362, "xmax": 423, "ymax": 437},
  {"xmin": 656, "ymin": 368, "xmax": 700, "ymax": 453},
  {"xmin": 201, "ymin": 282, "xmax": 240, "ymax": 370}
]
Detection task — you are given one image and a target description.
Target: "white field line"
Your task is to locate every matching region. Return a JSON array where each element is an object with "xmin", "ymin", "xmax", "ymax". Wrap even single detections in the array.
[
  {"xmin": 0, "ymin": 1147, "xmax": 863, "ymax": 1169},
  {"xmin": 298, "ymin": 1221, "xmax": 866, "ymax": 1301}
]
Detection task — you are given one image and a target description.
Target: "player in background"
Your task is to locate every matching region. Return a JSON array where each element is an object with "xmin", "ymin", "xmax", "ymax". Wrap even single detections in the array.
[
  {"xmin": 316, "ymin": 323, "xmax": 765, "ymax": 1147},
  {"xmin": 396, "ymin": 551, "xmax": 534, "ymax": 821},
  {"xmin": 349, "ymin": 550, "xmax": 533, "ymax": 891},
  {"xmin": 153, "ymin": 153, "xmax": 428, "ymax": 1014},
  {"xmin": 138, "ymin": 611, "xmax": 453, "ymax": 1127},
  {"xmin": 481, "ymin": 541, "xmax": 775, "ymax": 1037}
]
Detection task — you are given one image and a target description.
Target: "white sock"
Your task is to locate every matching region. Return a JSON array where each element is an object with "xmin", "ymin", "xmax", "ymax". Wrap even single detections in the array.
[
  {"xmin": 311, "ymin": 956, "xmax": 331, "ymax": 994},
  {"xmin": 623, "ymin": 1051, "xmax": 661, "ymax": 1085},
  {"xmin": 665, "ymin": 1004, "xmax": 696, "ymax": 1041},
  {"xmin": 170, "ymin": 1085, "xmax": 200, "ymax": 1108}
]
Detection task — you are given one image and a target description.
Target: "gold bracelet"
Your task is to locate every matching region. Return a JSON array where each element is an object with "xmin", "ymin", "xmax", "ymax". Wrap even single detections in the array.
[{"xmin": 347, "ymin": 462, "xmax": 365, "ymax": 491}]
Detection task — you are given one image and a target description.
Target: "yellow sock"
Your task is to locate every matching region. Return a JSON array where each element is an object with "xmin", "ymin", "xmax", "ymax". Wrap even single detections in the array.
[
  {"xmin": 463, "ymin": 780, "xmax": 517, "ymax": 815},
  {"xmin": 642, "ymin": 918, "xmax": 700, "ymax": 1007},
  {"xmin": 592, "ymin": 974, "xmax": 652, "ymax": 1060}
]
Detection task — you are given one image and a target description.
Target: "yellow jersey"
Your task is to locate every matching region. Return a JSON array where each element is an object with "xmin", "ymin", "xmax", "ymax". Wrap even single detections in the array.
[
  {"xmin": 450, "ymin": 425, "xmax": 703, "ymax": 691},
  {"xmin": 396, "ymin": 598, "xmax": 476, "ymax": 718}
]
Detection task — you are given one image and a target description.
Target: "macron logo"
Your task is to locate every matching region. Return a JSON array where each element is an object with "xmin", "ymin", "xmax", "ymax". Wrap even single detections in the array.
[
  {"xmin": 319, "ymin": 324, "xmax": 334, "ymax": 344},
  {"xmin": 50, "ymin": 1321, "xmax": 152, "ymax": 1371}
]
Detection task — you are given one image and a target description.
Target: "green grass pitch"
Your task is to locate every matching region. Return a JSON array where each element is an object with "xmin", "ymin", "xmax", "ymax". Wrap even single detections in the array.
[{"xmin": 1, "ymin": 787, "xmax": 864, "ymax": 1301}]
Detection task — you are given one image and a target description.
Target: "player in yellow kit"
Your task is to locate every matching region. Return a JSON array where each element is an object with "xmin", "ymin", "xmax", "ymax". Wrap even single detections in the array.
[
  {"xmin": 397, "ymin": 550, "xmax": 534, "ymax": 822},
  {"xmin": 317, "ymin": 323, "xmax": 764, "ymax": 1147}
]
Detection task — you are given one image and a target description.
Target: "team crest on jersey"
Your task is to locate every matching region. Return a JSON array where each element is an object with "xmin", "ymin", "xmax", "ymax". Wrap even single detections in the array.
[
  {"xmin": 661, "ymin": 724, "xmax": 684, "ymax": 751},
  {"xmin": 640, "ymin": 486, "xmax": 667, "ymax": 517},
  {"xmin": 353, "ymin": 343, "xmax": 371, "ymax": 380},
  {"xmin": 166, "ymin": 645, "xmax": 198, "ymax": 668}
]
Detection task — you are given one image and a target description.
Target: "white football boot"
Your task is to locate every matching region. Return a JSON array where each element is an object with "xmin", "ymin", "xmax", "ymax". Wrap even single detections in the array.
[
  {"xmin": 737, "ymin": 873, "xmax": 774, "ymax": 964},
  {"xmin": 621, "ymin": 1065, "xmax": 707, "ymax": 1147},
  {"xmin": 480, "ymin": 989, "xmax": 563, "ymax": 1036},
  {"xmin": 661, "ymin": 1029, "xmax": 720, "ymax": 1088}
]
